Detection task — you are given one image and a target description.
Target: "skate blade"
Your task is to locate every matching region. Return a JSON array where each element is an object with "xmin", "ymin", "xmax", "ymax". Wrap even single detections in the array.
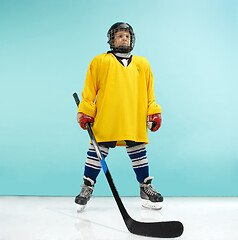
[
  {"xmin": 76, "ymin": 204, "xmax": 86, "ymax": 212},
  {"xmin": 141, "ymin": 199, "xmax": 163, "ymax": 210}
]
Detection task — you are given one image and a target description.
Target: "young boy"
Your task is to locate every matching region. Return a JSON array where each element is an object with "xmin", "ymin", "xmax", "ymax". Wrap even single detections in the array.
[{"xmin": 75, "ymin": 22, "xmax": 163, "ymax": 211}]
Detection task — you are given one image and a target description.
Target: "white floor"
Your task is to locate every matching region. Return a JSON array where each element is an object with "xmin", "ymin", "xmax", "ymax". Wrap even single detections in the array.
[{"xmin": 0, "ymin": 196, "xmax": 237, "ymax": 240}]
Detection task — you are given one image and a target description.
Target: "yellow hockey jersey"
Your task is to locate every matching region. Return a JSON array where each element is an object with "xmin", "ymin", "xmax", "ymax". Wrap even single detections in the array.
[{"xmin": 78, "ymin": 52, "xmax": 161, "ymax": 146}]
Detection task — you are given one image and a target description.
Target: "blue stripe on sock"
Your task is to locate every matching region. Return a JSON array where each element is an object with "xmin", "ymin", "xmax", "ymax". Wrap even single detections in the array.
[
  {"xmin": 126, "ymin": 145, "xmax": 149, "ymax": 183},
  {"xmin": 133, "ymin": 166, "xmax": 149, "ymax": 183},
  {"xmin": 84, "ymin": 145, "xmax": 109, "ymax": 184},
  {"xmin": 128, "ymin": 151, "xmax": 147, "ymax": 160},
  {"xmin": 84, "ymin": 165, "xmax": 101, "ymax": 183}
]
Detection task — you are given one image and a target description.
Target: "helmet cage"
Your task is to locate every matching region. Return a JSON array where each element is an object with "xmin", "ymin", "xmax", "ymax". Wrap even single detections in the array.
[{"xmin": 107, "ymin": 22, "xmax": 135, "ymax": 53}]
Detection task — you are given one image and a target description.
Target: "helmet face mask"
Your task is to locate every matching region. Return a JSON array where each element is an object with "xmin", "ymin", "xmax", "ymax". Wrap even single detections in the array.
[{"xmin": 107, "ymin": 22, "xmax": 135, "ymax": 53}]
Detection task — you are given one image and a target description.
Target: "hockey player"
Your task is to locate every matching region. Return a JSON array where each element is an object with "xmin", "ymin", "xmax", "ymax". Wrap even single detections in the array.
[{"xmin": 75, "ymin": 22, "xmax": 163, "ymax": 211}]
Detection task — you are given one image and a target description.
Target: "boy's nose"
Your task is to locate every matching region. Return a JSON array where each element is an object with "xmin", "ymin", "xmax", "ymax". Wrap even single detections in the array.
[{"xmin": 122, "ymin": 36, "xmax": 127, "ymax": 41}]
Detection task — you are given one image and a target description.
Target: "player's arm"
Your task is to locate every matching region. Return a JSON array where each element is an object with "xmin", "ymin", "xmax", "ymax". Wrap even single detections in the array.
[
  {"xmin": 146, "ymin": 61, "xmax": 162, "ymax": 132},
  {"xmin": 77, "ymin": 59, "xmax": 98, "ymax": 129}
]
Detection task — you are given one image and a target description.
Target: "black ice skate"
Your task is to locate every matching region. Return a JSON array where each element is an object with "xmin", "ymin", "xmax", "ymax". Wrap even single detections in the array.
[
  {"xmin": 75, "ymin": 176, "xmax": 94, "ymax": 212},
  {"xmin": 140, "ymin": 176, "xmax": 163, "ymax": 210}
]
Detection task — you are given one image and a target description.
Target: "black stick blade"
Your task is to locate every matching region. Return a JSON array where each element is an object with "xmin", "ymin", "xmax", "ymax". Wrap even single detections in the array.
[{"xmin": 127, "ymin": 219, "xmax": 184, "ymax": 238}]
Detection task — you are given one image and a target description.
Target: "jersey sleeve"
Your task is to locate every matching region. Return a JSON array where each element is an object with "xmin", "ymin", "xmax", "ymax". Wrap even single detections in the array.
[
  {"xmin": 146, "ymin": 61, "xmax": 162, "ymax": 115},
  {"xmin": 78, "ymin": 58, "xmax": 99, "ymax": 117}
]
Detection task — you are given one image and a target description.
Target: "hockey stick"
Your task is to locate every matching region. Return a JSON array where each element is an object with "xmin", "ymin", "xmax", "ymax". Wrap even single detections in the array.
[{"xmin": 73, "ymin": 92, "xmax": 184, "ymax": 238}]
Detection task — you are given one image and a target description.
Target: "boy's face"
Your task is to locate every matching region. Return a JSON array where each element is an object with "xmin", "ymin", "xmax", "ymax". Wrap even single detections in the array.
[{"xmin": 114, "ymin": 30, "xmax": 131, "ymax": 48}]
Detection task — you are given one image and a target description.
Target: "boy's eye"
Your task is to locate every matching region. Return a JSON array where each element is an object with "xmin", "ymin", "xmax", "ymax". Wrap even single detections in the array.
[{"xmin": 119, "ymin": 34, "xmax": 129, "ymax": 38}]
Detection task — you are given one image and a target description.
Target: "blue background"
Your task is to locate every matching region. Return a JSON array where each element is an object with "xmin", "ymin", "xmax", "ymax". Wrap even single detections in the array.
[{"xmin": 0, "ymin": 0, "xmax": 237, "ymax": 197}]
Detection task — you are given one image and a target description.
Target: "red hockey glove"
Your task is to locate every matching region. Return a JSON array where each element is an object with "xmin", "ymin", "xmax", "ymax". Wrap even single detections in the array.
[
  {"xmin": 147, "ymin": 113, "xmax": 162, "ymax": 132},
  {"xmin": 77, "ymin": 112, "xmax": 94, "ymax": 130}
]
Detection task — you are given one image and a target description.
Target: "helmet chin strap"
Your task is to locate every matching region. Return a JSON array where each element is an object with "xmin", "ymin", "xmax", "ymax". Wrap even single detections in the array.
[{"xmin": 113, "ymin": 45, "xmax": 132, "ymax": 54}]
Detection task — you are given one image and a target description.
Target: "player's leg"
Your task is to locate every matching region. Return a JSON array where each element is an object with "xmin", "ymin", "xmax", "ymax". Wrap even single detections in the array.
[
  {"xmin": 75, "ymin": 144, "xmax": 109, "ymax": 211},
  {"xmin": 126, "ymin": 143, "xmax": 163, "ymax": 209}
]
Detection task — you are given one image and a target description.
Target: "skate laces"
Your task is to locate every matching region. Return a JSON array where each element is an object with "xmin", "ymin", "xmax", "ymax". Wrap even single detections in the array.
[
  {"xmin": 141, "ymin": 183, "xmax": 159, "ymax": 196},
  {"xmin": 79, "ymin": 184, "xmax": 94, "ymax": 198}
]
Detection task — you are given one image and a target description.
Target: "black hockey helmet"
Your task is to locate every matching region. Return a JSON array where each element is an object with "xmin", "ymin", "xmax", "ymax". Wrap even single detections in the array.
[{"xmin": 107, "ymin": 22, "xmax": 135, "ymax": 53}]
